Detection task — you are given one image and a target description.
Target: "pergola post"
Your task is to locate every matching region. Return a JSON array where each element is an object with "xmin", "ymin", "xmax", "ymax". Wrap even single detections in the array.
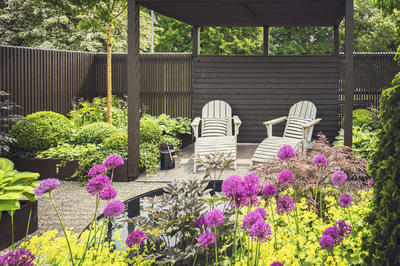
[
  {"xmin": 127, "ymin": 0, "xmax": 141, "ymax": 179},
  {"xmin": 193, "ymin": 26, "xmax": 200, "ymax": 55},
  {"xmin": 334, "ymin": 25, "xmax": 339, "ymax": 55},
  {"xmin": 264, "ymin": 26, "xmax": 270, "ymax": 55},
  {"xmin": 344, "ymin": 0, "xmax": 354, "ymax": 147}
]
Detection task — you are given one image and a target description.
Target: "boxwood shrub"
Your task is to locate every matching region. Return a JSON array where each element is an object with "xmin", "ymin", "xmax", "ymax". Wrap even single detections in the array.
[
  {"xmin": 140, "ymin": 120, "xmax": 162, "ymax": 144},
  {"xmin": 104, "ymin": 133, "xmax": 128, "ymax": 153},
  {"xmin": 75, "ymin": 122, "xmax": 119, "ymax": 145},
  {"xmin": 341, "ymin": 108, "xmax": 380, "ymax": 130}
]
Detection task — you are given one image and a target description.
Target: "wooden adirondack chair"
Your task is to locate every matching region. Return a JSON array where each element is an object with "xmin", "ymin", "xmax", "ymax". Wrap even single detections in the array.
[
  {"xmin": 251, "ymin": 101, "xmax": 321, "ymax": 167},
  {"xmin": 191, "ymin": 100, "xmax": 242, "ymax": 173}
]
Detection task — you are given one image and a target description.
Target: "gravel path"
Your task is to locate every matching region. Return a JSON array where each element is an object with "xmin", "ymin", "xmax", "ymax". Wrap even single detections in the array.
[{"xmin": 1, "ymin": 180, "xmax": 165, "ymax": 255}]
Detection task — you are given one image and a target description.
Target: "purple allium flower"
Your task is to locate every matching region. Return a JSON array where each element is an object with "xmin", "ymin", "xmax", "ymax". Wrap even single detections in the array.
[
  {"xmin": 103, "ymin": 155, "xmax": 124, "ymax": 170},
  {"xmin": 262, "ymin": 184, "xmax": 277, "ymax": 197},
  {"xmin": 241, "ymin": 211, "xmax": 263, "ymax": 232},
  {"xmin": 34, "ymin": 178, "xmax": 60, "ymax": 197},
  {"xmin": 126, "ymin": 230, "xmax": 146, "ymax": 248},
  {"xmin": 86, "ymin": 175, "xmax": 112, "ymax": 196},
  {"xmin": 0, "ymin": 249, "xmax": 35, "ymax": 266},
  {"xmin": 270, "ymin": 262, "xmax": 284, "ymax": 266},
  {"xmin": 369, "ymin": 178, "xmax": 374, "ymax": 187},
  {"xmin": 99, "ymin": 188, "xmax": 117, "ymax": 201},
  {"xmin": 88, "ymin": 164, "xmax": 107, "ymax": 177},
  {"xmin": 195, "ymin": 216, "xmax": 205, "ymax": 228},
  {"xmin": 332, "ymin": 171, "xmax": 348, "ymax": 186},
  {"xmin": 276, "ymin": 196, "xmax": 295, "ymax": 215},
  {"xmin": 339, "ymin": 194, "xmax": 353, "ymax": 208},
  {"xmin": 204, "ymin": 209, "xmax": 225, "ymax": 228},
  {"xmin": 249, "ymin": 195, "xmax": 260, "ymax": 207},
  {"xmin": 322, "ymin": 227, "xmax": 343, "ymax": 246},
  {"xmin": 221, "ymin": 175, "xmax": 244, "ymax": 198},
  {"xmin": 242, "ymin": 173, "xmax": 261, "ymax": 197},
  {"xmin": 198, "ymin": 231, "xmax": 216, "ymax": 248},
  {"xmin": 277, "ymin": 145, "xmax": 296, "ymax": 160},
  {"xmin": 334, "ymin": 221, "xmax": 352, "ymax": 238},
  {"xmin": 103, "ymin": 200, "xmax": 125, "ymax": 218},
  {"xmin": 314, "ymin": 154, "xmax": 327, "ymax": 168},
  {"xmin": 250, "ymin": 220, "xmax": 272, "ymax": 243},
  {"xmin": 278, "ymin": 170, "xmax": 294, "ymax": 185},
  {"xmin": 231, "ymin": 193, "xmax": 249, "ymax": 209},
  {"xmin": 319, "ymin": 235, "xmax": 334, "ymax": 249},
  {"xmin": 254, "ymin": 207, "xmax": 268, "ymax": 219}
]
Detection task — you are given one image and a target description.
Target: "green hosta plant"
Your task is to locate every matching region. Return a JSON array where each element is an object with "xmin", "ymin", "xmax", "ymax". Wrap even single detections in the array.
[
  {"xmin": 333, "ymin": 121, "xmax": 379, "ymax": 160},
  {"xmin": 0, "ymin": 158, "xmax": 40, "ymax": 219},
  {"xmin": 142, "ymin": 113, "xmax": 192, "ymax": 137}
]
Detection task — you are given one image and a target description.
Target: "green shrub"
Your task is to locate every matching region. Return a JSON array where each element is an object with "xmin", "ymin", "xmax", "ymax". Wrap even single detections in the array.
[
  {"xmin": 141, "ymin": 113, "xmax": 192, "ymax": 137},
  {"xmin": 104, "ymin": 133, "xmax": 128, "ymax": 152},
  {"xmin": 159, "ymin": 135, "xmax": 182, "ymax": 153},
  {"xmin": 362, "ymin": 85, "xmax": 400, "ymax": 265},
  {"xmin": 9, "ymin": 111, "xmax": 73, "ymax": 152},
  {"xmin": 140, "ymin": 120, "xmax": 162, "ymax": 144},
  {"xmin": 139, "ymin": 142, "xmax": 160, "ymax": 175},
  {"xmin": 340, "ymin": 109, "xmax": 380, "ymax": 130},
  {"xmin": 75, "ymin": 122, "xmax": 119, "ymax": 145}
]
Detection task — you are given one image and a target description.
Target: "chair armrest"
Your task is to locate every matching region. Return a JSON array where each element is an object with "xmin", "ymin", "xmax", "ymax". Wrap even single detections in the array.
[
  {"xmin": 233, "ymin": 115, "xmax": 241, "ymax": 136},
  {"xmin": 191, "ymin": 117, "xmax": 201, "ymax": 139},
  {"xmin": 301, "ymin": 118, "xmax": 322, "ymax": 141},
  {"xmin": 263, "ymin": 116, "xmax": 287, "ymax": 138}
]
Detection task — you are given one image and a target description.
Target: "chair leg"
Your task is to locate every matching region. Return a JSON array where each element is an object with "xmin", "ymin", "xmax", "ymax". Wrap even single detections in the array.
[
  {"xmin": 234, "ymin": 160, "xmax": 237, "ymax": 170},
  {"xmin": 249, "ymin": 160, "xmax": 253, "ymax": 170},
  {"xmin": 193, "ymin": 163, "xmax": 196, "ymax": 173}
]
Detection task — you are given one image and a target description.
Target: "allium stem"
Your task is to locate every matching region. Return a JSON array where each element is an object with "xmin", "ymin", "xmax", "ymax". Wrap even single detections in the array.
[
  {"xmin": 11, "ymin": 211, "xmax": 14, "ymax": 252},
  {"xmin": 110, "ymin": 168, "xmax": 115, "ymax": 183},
  {"xmin": 348, "ymin": 208, "xmax": 354, "ymax": 230},
  {"xmin": 269, "ymin": 201, "xmax": 278, "ymax": 251},
  {"xmin": 256, "ymin": 242, "xmax": 261, "ymax": 266},
  {"xmin": 192, "ymin": 252, "xmax": 198, "ymax": 266},
  {"xmin": 214, "ymin": 227, "xmax": 218, "ymax": 266},
  {"xmin": 292, "ymin": 182, "xmax": 300, "ymax": 235},
  {"xmin": 287, "ymin": 214, "xmax": 302, "ymax": 266},
  {"xmin": 314, "ymin": 167, "xmax": 321, "ymax": 214},
  {"xmin": 49, "ymin": 192, "xmax": 75, "ymax": 266},
  {"xmin": 232, "ymin": 199, "xmax": 238, "ymax": 265},
  {"xmin": 205, "ymin": 249, "xmax": 208, "ymax": 266}
]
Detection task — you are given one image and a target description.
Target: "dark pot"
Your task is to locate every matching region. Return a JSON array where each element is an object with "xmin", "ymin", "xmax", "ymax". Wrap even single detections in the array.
[
  {"xmin": 0, "ymin": 200, "xmax": 38, "ymax": 251},
  {"xmin": 177, "ymin": 133, "xmax": 193, "ymax": 149}
]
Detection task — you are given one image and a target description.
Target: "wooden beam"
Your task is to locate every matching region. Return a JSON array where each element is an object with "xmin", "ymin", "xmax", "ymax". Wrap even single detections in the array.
[
  {"xmin": 344, "ymin": 0, "xmax": 353, "ymax": 147},
  {"xmin": 264, "ymin": 26, "xmax": 270, "ymax": 55},
  {"xmin": 334, "ymin": 25, "xmax": 339, "ymax": 55},
  {"xmin": 240, "ymin": 2, "xmax": 266, "ymax": 26},
  {"xmin": 127, "ymin": 0, "xmax": 141, "ymax": 179},
  {"xmin": 193, "ymin": 26, "xmax": 200, "ymax": 56}
]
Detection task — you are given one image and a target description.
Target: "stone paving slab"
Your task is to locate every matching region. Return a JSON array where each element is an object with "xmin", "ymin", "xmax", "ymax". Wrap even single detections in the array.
[{"xmin": 136, "ymin": 143, "xmax": 259, "ymax": 183}]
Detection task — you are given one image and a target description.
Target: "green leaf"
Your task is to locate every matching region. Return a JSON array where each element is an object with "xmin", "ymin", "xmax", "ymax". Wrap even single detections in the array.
[
  {"xmin": 23, "ymin": 192, "xmax": 36, "ymax": 202},
  {"xmin": 0, "ymin": 191, "xmax": 24, "ymax": 200},
  {"xmin": 0, "ymin": 199, "xmax": 20, "ymax": 212},
  {"xmin": 0, "ymin": 158, "xmax": 14, "ymax": 172}
]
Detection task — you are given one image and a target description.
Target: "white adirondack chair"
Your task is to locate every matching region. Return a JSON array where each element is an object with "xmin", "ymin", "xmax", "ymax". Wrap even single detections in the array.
[
  {"xmin": 251, "ymin": 101, "xmax": 321, "ymax": 167},
  {"xmin": 191, "ymin": 100, "xmax": 242, "ymax": 173}
]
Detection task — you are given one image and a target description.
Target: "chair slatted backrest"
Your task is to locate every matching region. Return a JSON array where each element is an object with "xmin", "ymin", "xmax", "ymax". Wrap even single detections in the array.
[
  {"xmin": 201, "ymin": 100, "xmax": 233, "ymax": 136},
  {"xmin": 283, "ymin": 101, "xmax": 317, "ymax": 142}
]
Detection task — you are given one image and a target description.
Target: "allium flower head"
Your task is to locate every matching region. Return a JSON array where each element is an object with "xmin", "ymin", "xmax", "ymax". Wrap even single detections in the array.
[
  {"xmin": 369, "ymin": 178, "xmax": 374, "ymax": 187},
  {"xmin": 0, "ymin": 249, "xmax": 35, "ymax": 266},
  {"xmin": 241, "ymin": 211, "xmax": 263, "ymax": 232},
  {"xmin": 277, "ymin": 145, "xmax": 296, "ymax": 160},
  {"xmin": 99, "ymin": 188, "xmax": 117, "ymax": 201},
  {"xmin": 334, "ymin": 221, "xmax": 352, "ymax": 238},
  {"xmin": 86, "ymin": 175, "xmax": 112, "ymax": 196},
  {"xmin": 35, "ymin": 178, "xmax": 60, "ymax": 197},
  {"xmin": 126, "ymin": 230, "xmax": 146, "ymax": 248},
  {"xmin": 314, "ymin": 154, "xmax": 327, "ymax": 168},
  {"xmin": 249, "ymin": 195, "xmax": 260, "ymax": 207},
  {"xmin": 322, "ymin": 227, "xmax": 343, "ymax": 246},
  {"xmin": 250, "ymin": 220, "xmax": 272, "ymax": 243},
  {"xmin": 319, "ymin": 235, "xmax": 334, "ymax": 249},
  {"xmin": 222, "ymin": 175, "xmax": 244, "ymax": 198},
  {"xmin": 278, "ymin": 170, "xmax": 294, "ymax": 185},
  {"xmin": 242, "ymin": 173, "xmax": 261, "ymax": 197},
  {"xmin": 270, "ymin": 262, "xmax": 284, "ymax": 266},
  {"xmin": 195, "ymin": 216, "xmax": 205, "ymax": 228},
  {"xmin": 231, "ymin": 193, "xmax": 249, "ymax": 209},
  {"xmin": 88, "ymin": 164, "xmax": 107, "ymax": 177},
  {"xmin": 103, "ymin": 200, "xmax": 125, "ymax": 218},
  {"xmin": 198, "ymin": 231, "xmax": 216, "ymax": 248},
  {"xmin": 339, "ymin": 194, "xmax": 353, "ymax": 208},
  {"xmin": 254, "ymin": 207, "xmax": 268, "ymax": 219},
  {"xmin": 332, "ymin": 171, "xmax": 348, "ymax": 186},
  {"xmin": 276, "ymin": 196, "xmax": 295, "ymax": 215},
  {"xmin": 103, "ymin": 155, "xmax": 124, "ymax": 169},
  {"xmin": 204, "ymin": 209, "xmax": 225, "ymax": 228},
  {"xmin": 262, "ymin": 184, "xmax": 277, "ymax": 197}
]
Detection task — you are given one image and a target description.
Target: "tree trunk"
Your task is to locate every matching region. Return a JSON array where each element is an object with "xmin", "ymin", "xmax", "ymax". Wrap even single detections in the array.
[{"xmin": 107, "ymin": 22, "xmax": 112, "ymax": 124}]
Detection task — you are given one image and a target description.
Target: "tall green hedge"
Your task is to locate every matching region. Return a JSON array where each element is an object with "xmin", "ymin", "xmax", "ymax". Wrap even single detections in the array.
[{"xmin": 362, "ymin": 85, "xmax": 400, "ymax": 265}]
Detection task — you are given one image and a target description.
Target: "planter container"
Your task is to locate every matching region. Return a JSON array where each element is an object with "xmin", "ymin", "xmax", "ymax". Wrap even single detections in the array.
[
  {"xmin": 178, "ymin": 133, "xmax": 193, "ymax": 149},
  {"xmin": 0, "ymin": 200, "xmax": 38, "ymax": 251}
]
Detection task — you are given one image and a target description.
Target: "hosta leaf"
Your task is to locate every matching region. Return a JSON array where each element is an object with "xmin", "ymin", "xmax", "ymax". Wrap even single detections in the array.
[
  {"xmin": 0, "ymin": 158, "xmax": 14, "ymax": 172},
  {"xmin": 0, "ymin": 191, "xmax": 23, "ymax": 200},
  {"xmin": 0, "ymin": 199, "xmax": 20, "ymax": 211}
]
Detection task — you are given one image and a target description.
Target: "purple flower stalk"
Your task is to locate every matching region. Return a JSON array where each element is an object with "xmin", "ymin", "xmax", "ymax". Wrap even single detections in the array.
[
  {"xmin": 334, "ymin": 221, "xmax": 352, "ymax": 238},
  {"xmin": 242, "ymin": 173, "xmax": 261, "ymax": 197},
  {"xmin": 339, "ymin": 194, "xmax": 353, "ymax": 208},
  {"xmin": 254, "ymin": 207, "xmax": 268, "ymax": 219},
  {"xmin": 103, "ymin": 200, "xmax": 125, "ymax": 218},
  {"xmin": 332, "ymin": 171, "xmax": 348, "ymax": 186},
  {"xmin": 249, "ymin": 195, "xmax": 260, "ymax": 207},
  {"xmin": 221, "ymin": 175, "xmax": 244, "ymax": 198},
  {"xmin": 195, "ymin": 216, "xmax": 205, "ymax": 228},
  {"xmin": 322, "ymin": 227, "xmax": 343, "ymax": 246},
  {"xmin": 198, "ymin": 231, "xmax": 216, "ymax": 248},
  {"xmin": 88, "ymin": 164, "xmax": 107, "ymax": 177},
  {"xmin": 319, "ymin": 235, "xmax": 334, "ymax": 249},
  {"xmin": 262, "ymin": 184, "xmax": 277, "ymax": 197},
  {"xmin": 278, "ymin": 170, "xmax": 294, "ymax": 185},
  {"xmin": 86, "ymin": 175, "xmax": 112, "ymax": 196},
  {"xmin": 270, "ymin": 262, "xmax": 284, "ymax": 266},
  {"xmin": 230, "ymin": 193, "xmax": 249, "ymax": 209},
  {"xmin": 250, "ymin": 220, "xmax": 272, "ymax": 243},
  {"xmin": 126, "ymin": 230, "xmax": 147, "ymax": 248},
  {"xmin": 276, "ymin": 196, "xmax": 295, "ymax": 215},
  {"xmin": 34, "ymin": 178, "xmax": 60, "ymax": 197},
  {"xmin": 99, "ymin": 188, "xmax": 117, "ymax": 201},
  {"xmin": 241, "ymin": 211, "xmax": 263, "ymax": 232},
  {"xmin": 204, "ymin": 209, "xmax": 225, "ymax": 228},
  {"xmin": 277, "ymin": 145, "xmax": 296, "ymax": 160},
  {"xmin": 369, "ymin": 178, "xmax": 374, "ymax": 187},
  {"xmin": 0, "ymin": 249, "xmax": 35, "ymax": 266},
  {"xmin": 103, "ymin": 155, "xmax": 124, "ymax": 170},
  {"xmin": 314, "ymin": 154, "xmax": 327, "ymax": 168}
]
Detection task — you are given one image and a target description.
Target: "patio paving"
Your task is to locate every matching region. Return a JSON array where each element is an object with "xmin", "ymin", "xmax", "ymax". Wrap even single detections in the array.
[{"xmin": 135, "ymin": 143, "xmax": 259, "ymax": 183}]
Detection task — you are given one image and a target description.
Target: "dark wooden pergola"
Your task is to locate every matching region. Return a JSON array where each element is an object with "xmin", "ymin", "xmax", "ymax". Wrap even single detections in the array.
[{"xmin": 127, "ymin": 0, "xmax": 354, "ymax": 178}]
